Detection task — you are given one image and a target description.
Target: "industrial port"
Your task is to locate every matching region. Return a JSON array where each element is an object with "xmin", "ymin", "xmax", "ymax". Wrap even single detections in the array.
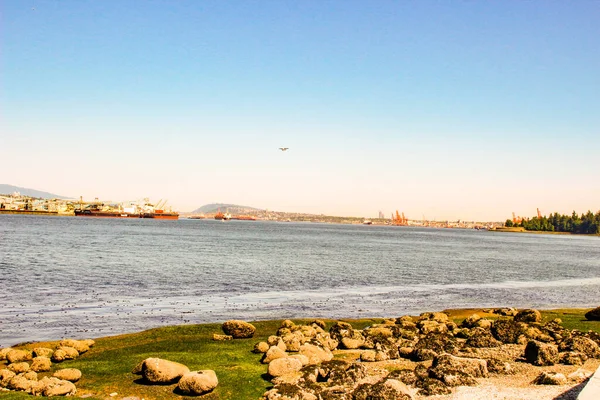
[{"xmin": 0, "ymin": 191, "xmax": 503, "ymax": 229}]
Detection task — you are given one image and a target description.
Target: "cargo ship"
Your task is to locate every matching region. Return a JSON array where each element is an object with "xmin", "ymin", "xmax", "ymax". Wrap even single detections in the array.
[
  {"xmin": 231, "ymin": 215, "xmax": 256, "ymax": 221},
  {"xmin": 74, "ymin": 199, "xmax": 179, "ymax": 219},
  {"xmin": 214, "ymin": 210, "xmax": 231, "ymax": 220},
  {"xmin": 74, "ymin": 209, "xmax": 138, "ymax": 218},
  {"xmin": 140, "ymin": 210, "xmax": 179, "ymax": 220}
]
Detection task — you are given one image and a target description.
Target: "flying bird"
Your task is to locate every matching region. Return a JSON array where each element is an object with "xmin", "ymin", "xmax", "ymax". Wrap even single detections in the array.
[{"xmin": 279, "ymin": 147, "xmax": 289, "ymax": 151}]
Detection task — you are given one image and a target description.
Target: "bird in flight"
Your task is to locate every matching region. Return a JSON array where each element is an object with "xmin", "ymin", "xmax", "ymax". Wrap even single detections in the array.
[{"xmin": 279, "ymin": 147, "xmax": 289, "ymax": 151}]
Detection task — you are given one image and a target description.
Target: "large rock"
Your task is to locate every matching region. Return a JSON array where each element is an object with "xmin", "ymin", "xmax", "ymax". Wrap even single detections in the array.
[
  {"xmin": 32, "ymin": 376, "xmax": 77, "ymax": 396},
  {"xmin": 353, "ymin": 379, "xmax": 414, "ymax": 400},
  {"xmin": 59, "ymin": 339, "xmax": 90, "ymax": 354},
  {"xmin": 222, "ymin": 320, "xmax": 256, "ymax": 338},
  {"xmin": 560, "ymin": 351, "xmax": 587, "ymax": 365},
  {"xmin": 0, "ymin": 348, "xmax": 12, "ymax": 361},
  {"xmin": 254, "ymin": 342, "xmax": 270, "ymax": 354},
  {"xmin": 491, "ymin": 319, "xmax": 528, "ymax": 344},
  {"xmin": 419, "ymin": 312, "xmax": 449, "ymax": 323},
  {"xmin": 585, "ymin": 307, "xmax": 600, "ymax": 321},
  {"xmin": 0, "ymin": 369, "xmax": 16, "ymax": 388},
  {"xmin": 466, "ymin": 327, "xmax": 502, "ymax": 348},
  {"xmin": 262, "ymin": 346, "xmax": 287, "ymax": 364},
  {"xmin": 52, "ymin": 346, "xmax": 79, "ymax": 362},
  {"xmin": 132, "ymin": 357, "xmax": 190, "ymax": 384},
  {"xmin": 7, "ymin": 362, "xmax": 30, "ymax": 373},
  {"xmin": 33, "ymin": 347, "xmax": 54, "ymax": 358},
  {"xmin": 329, "ymin": 321, "xmax": 355, "ymax": 342},
  {"xmin": 514, "ymin": 309, "xmax": 542, "ymax": 323},
  {"xmin": 429, "ymin": 353, "xmax": 488, "ymax": 387},
  {"xmin": 299, "ymin": 343, "xmax": 333, "ymax": 365},
  {"xmin": 533, "ymin": 371, "xmax": 567, "ymax": 385},
  {"xmin": 558, "ymin": 336, "xmax": 600, "ymax": 358},
  {"xmin": 268, "ymin": 357, "xmax": 303, "ymax": 377},
  {"xmin": 177, "ymin": 370, "xmax": 218, "ymax": 395},
  {"xmin": 7, "ymin": 374, "xmax": 36, "ymax": 392},
  {"xmin": 415, "ymin": 377, "xmax": 451, "ymax": 396},
  {"xmin": 31, "ymin": 356, "xmax": 52, "ymax": 372},
  {"xmin": 524, "ymin": 340, "xmax": 559, "ymax": 366},
  {"xmin": 262, "ymin": 383, "xmax": 317, "ymax": 400},
  {"xmin": 54, "ymin": 368, "xmax": 82, "ymax": 382},
  {"xmin": 6, "ymin": 349, "xmax": 32, "ymax": 363}
]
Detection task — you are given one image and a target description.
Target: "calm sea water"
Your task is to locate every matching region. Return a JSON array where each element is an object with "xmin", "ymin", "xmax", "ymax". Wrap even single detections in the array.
[{"xmin": 1, "ymin": 215, "xmax": 599, "ymax": 346}]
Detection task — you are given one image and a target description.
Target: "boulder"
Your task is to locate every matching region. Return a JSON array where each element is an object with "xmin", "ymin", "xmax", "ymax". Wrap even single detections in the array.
[
  {"xmin": 262, "ymin": 346, "xmax": 287, "ymax": 364},
  {"xmin": 466, "ymin": 327, "xmax": 502, "ymax": 348},
  {"xmin": 429, "ymin": 353, "xmax": 488, "ymax": 386},
  {"xmin": 533, "ymin": 371, "xmax": 567, "ymax": 385},
  {"xmin": 514, "ymin": 309, "xmax": 542, "ymax": 323},
  {"xmin": 524, "ymin": 340, "xmax": 559, "ymax": 366},
  {"xmin": 585, "ymin": 306, "xmax": 600, "ymax": 321},
  {"xmin": 420, "ymin": 312, "xmax": 449, "ymax": 323},
  {"xmin": 558, "ymin": 336, "xmax": 600, "ymax": 358},
  {"xmin": 282, "ymin": 334, "xmax": 303, "ymax": 352},
  {"xmin": 54, "ymin": 368, "xmax": 82, "ymax": 382},
  {"xmin": 418, "ymin": 320, "xmax": 448, "ymax": 335},
  {"xmin": 491, "ymin": 319, "xmax": 528, "ymax": 344},
  {"xmin": 33, "ymin": 347, "xmax": 54, "ymax": 358},
  {"xmin": 0, "ymin": 348, "xmax": 12, "ymax": 361},
  {"xmin": 560, "ymin": 351, "xmax": 587, "ymax": 365},
  {"xmin": 299, "ymin": 343, "xmax": 333, "ymax": 365},
  {"xmin": 222, "ymin": 320, "xmax": 256, "ymax": 338},
  {"xmin": 213, "ymin": 334, "xmax": 233, "ymax": 341},
  {"xmin": 268, "ymin": 357, "xmax": 303, "ymax": 377},
  {"xmin": 59, "ymin": 339, "xmax": 90, "ymax": 354},
  {"xmin": 132, "ymin": 357, "xmax": 190, "ymax": 384},
  {"xmin": 32, "ymin": 376, "xmax": 77, "ymax": 396},
  {"xmin": 485, "ymin": 358, "xmax": 512, "ymax": 374},
  {"xmin": 262, "ymin": 383, "xmax": 317, "ymax": 400},
  {"xmin": 329, "ymin": 321, "xmax": 354, "ymax": 342},
  {"xmin": 177, "ymin": 370, "xmax": 218, "ymax": 395},
  {"xmin": 0, "ymin": 369, "xmax": 16, "ymax": 388},
  {"xmin": 415, "ymin": 377, "xmax": 451, "ymax": 396},
  {"xmin": 52, "ymin": 346, "xmax": 79, "ymax": 362},
  {"xmin": 414, "ymin": 332, "xmax": 460, "ymax": 354},
  {"xmin": 22, "ymin": 371, "xmax": 38, "ymax": 381},
  {"xmin": 353, "ymin": 379, "xmax": 413, "ymax": 400},
  {"xmin": 6, "ymin": 349, "xmax": 32, "ymax": 363},
  {"xmin": 254, "ymin": 342, "xmax": 270, "ymax": 353},
  {"xmin": 7, "ymin": 374, "xmax": 36, "ymax": 392},
  {"xmin": 7, "ymin": 362, "xmax": 30, "ymax": 374},
  {"xmin": 461, "ymin": 314, "xmax": 482, "ymax": 328},
  {"xmin": 31, "ymin": 356, "xmax": 52, "ymax": 372},
  {"xmin": 289, "ymin": 354, "xmax": 310, "ymax": 366}
]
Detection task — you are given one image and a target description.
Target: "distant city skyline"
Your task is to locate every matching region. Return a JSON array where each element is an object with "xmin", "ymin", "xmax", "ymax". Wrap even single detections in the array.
[{"xmin": 3, "ymin": 1, "xmax": 599, "ymax": 221}]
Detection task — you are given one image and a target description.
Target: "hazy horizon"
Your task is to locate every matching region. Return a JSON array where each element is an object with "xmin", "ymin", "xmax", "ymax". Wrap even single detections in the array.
[{"xmin": 3, "ymin": 1, "xmax": 599, "ymax": 221}]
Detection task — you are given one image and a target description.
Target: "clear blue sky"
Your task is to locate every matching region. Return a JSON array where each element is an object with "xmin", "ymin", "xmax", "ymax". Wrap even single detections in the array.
[{"xmin": 2, "ymin": 1, "xmax": 599, "ymax": 220}]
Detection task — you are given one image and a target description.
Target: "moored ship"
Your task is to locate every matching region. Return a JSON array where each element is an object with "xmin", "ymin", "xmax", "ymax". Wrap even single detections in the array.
[
  {"xmin": 214, "ymin": 210, "xmax": 231, "ymax": 220},
  {"xmin": 74, "ymin": 198, "xmax": 179, "ymax": 219}
]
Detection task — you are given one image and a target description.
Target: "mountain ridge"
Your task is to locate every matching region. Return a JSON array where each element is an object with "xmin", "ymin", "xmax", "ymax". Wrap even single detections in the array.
[
  {"xmin": 191, "ymin": 203, "xmax": 263, "ymax": 214},
  {"xmin": 0, "ymin": 184, "xmax": 70, "ymax": 199}
]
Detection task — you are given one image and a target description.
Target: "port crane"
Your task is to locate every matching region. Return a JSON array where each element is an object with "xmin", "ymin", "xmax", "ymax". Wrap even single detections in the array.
[{"xmin": 392, "ymin": 210, "xmax": 408, "ymax": 225}]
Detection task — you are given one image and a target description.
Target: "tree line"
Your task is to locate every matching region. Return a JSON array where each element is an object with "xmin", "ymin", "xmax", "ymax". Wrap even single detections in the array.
[{"xmin": 505, "ymin": 210, "xmax": 600, "ymax": 234}]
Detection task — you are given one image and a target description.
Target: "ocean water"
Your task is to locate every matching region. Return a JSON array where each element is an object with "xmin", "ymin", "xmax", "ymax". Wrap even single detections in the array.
[{"xmin": 1, "ymin": 215, "xmax": 599, "ymax": 346}]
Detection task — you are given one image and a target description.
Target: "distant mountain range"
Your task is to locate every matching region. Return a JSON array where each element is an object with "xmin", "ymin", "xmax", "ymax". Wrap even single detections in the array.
[
  {"xmin": 191, "ymin": 203, "xmax": 263, "ymax": 214},
  {"xmin": 0, "ymin": 184, "xmax": 70, "ymax": 199}
]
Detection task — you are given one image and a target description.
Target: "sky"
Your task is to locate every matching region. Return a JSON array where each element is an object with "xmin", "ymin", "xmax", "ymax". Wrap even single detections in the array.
[{"xmin": 2, "ymin": 0, "xmax": 599, "ymax": 221}]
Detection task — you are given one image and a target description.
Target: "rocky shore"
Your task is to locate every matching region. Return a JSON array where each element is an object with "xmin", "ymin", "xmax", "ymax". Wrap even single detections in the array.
[
  {"xmin": 1, "ymin": 307, "xmax": 600, "ymax": 399},
  {"xmin": 252, "ymin": 308, "xmax": 600, "ymax": 399}
]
